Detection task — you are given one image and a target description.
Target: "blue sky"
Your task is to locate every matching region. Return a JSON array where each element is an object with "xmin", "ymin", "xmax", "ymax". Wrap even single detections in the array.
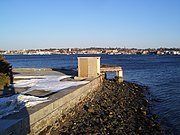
[{"xmin": 0, "ymin": 0, "xmax": 180, "ymax": 50}]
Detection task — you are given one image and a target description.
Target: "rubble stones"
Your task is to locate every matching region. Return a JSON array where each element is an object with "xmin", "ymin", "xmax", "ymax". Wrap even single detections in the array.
[{"xmin": 53, "ymin": 80, "xmax": 163, "ymax": 135}]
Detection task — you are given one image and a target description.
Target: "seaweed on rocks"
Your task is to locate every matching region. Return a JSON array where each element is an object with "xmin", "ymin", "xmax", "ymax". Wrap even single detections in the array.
[{"xmin": 53, "ymin": 80, "xmax": 163, "ymax": 135}]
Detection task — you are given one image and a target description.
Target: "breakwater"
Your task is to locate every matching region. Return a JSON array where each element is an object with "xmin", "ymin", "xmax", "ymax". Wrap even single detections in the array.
[
  {"xmin": 48, "ymin": 80, "xmax": 163, "ymax": 135},
  {"xmin": 0, "ymin": 68, "xmax": 164, "ymax": 135}
]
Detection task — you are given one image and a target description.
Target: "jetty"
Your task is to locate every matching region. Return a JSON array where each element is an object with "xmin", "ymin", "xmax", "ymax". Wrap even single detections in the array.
[
  {"xmin": 0, "ymin": 57, "xmax": 163, "ymax": 135},
  {"xmin": 0, "ymin": 57, "xmax": 124, "ymax": 135}
]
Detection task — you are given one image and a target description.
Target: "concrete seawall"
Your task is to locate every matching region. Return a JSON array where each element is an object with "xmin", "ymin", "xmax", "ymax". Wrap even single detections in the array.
[
  {"xmin": 0, "ymin": 75, "xmax": 103, "ymax": 135},
  {"xmin": 30, "ymin": 75, "xmax": 103, "ymax": 134}
]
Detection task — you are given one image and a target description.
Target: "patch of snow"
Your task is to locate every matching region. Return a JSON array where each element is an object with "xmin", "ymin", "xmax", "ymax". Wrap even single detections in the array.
[
  {"xmin": 14, "ymin": 76, "xmax": 46, "ymax": 79},
  {"xmin": 14, "ymin": 75, "xmax": 89, "ymax": 94},
  {"xmin": 0, "ymin": 75, "xmax": 89, "ymax": 118},
  {"xmin": 0, "ymin": 94, "xmax": 49, "ymax": 119}
]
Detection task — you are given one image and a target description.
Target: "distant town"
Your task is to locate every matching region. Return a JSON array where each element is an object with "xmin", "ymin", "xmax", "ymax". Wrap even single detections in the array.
[{"xmin": 0, "ymin": 47, "xmax": 180, "ymax": 55}]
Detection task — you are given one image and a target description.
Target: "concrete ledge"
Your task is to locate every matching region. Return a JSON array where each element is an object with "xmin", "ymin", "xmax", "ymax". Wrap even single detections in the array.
[
  {"xmin": 0, "ymin": 74, "xmax": 103, "ymax": 135},
  {"xmin": 29, "ymin": 75, "xmax": 103, "ymax": 134}
]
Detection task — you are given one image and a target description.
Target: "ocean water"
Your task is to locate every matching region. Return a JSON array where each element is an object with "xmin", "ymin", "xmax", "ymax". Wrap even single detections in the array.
[{"xmin": 5, "ymin": 54, "xmax": 180, "ymax": 134}]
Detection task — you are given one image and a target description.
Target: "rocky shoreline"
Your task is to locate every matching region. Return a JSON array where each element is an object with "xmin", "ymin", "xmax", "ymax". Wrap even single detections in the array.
[{"xmin": 43, "ymin": 80, "xmax": 163, "ymax": 135}]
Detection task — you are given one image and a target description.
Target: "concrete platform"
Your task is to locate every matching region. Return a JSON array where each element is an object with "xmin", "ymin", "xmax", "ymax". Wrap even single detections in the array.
[{"xmin": 0, "ymin": 68, "xmax": 103, "ymax": 135}]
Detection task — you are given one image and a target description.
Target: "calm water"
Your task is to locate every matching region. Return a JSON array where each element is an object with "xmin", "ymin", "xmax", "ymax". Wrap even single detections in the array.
[{"xmin": 5, "ymin": 54, "xmax": 180, "ymax": 134}]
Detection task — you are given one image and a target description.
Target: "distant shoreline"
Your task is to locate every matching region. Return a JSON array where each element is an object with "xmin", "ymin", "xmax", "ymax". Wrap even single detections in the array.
[
  {"xmin": 1, "ymin": 47, "xmax": 180, "ymax": 55},
  {"xmin": 2, "ymin": 53, "xmax": 180, "ymax": 56}
]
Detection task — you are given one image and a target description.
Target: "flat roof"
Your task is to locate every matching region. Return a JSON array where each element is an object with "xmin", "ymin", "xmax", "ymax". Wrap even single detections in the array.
[{"xmin": 78, "ymin": 57, "xmax": 100, "ymax": 59}]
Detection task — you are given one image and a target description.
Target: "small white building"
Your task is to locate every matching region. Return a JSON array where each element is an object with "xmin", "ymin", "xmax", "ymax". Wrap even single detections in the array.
[{"xmin": 78, "ymin": 57, "xmax": 100, "ymax": 78}]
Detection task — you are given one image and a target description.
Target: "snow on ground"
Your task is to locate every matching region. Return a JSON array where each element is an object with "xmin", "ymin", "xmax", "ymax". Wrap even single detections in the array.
[
  {"xmin": 0, "ymin": 75, "xmax": 89, "ymax": 118},
  {"xmin": 14, "ymin": 75, "xmax": 89, "ymax": 94},
  {"xmin": 0, "ymin": 94, "xmax": 49, "ymax": 118}
]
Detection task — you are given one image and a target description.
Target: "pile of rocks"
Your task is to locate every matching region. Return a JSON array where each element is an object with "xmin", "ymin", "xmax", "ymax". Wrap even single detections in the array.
[{"xmin": 53, "ymin": 80, "xmax": 163, "ymax": 134}]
